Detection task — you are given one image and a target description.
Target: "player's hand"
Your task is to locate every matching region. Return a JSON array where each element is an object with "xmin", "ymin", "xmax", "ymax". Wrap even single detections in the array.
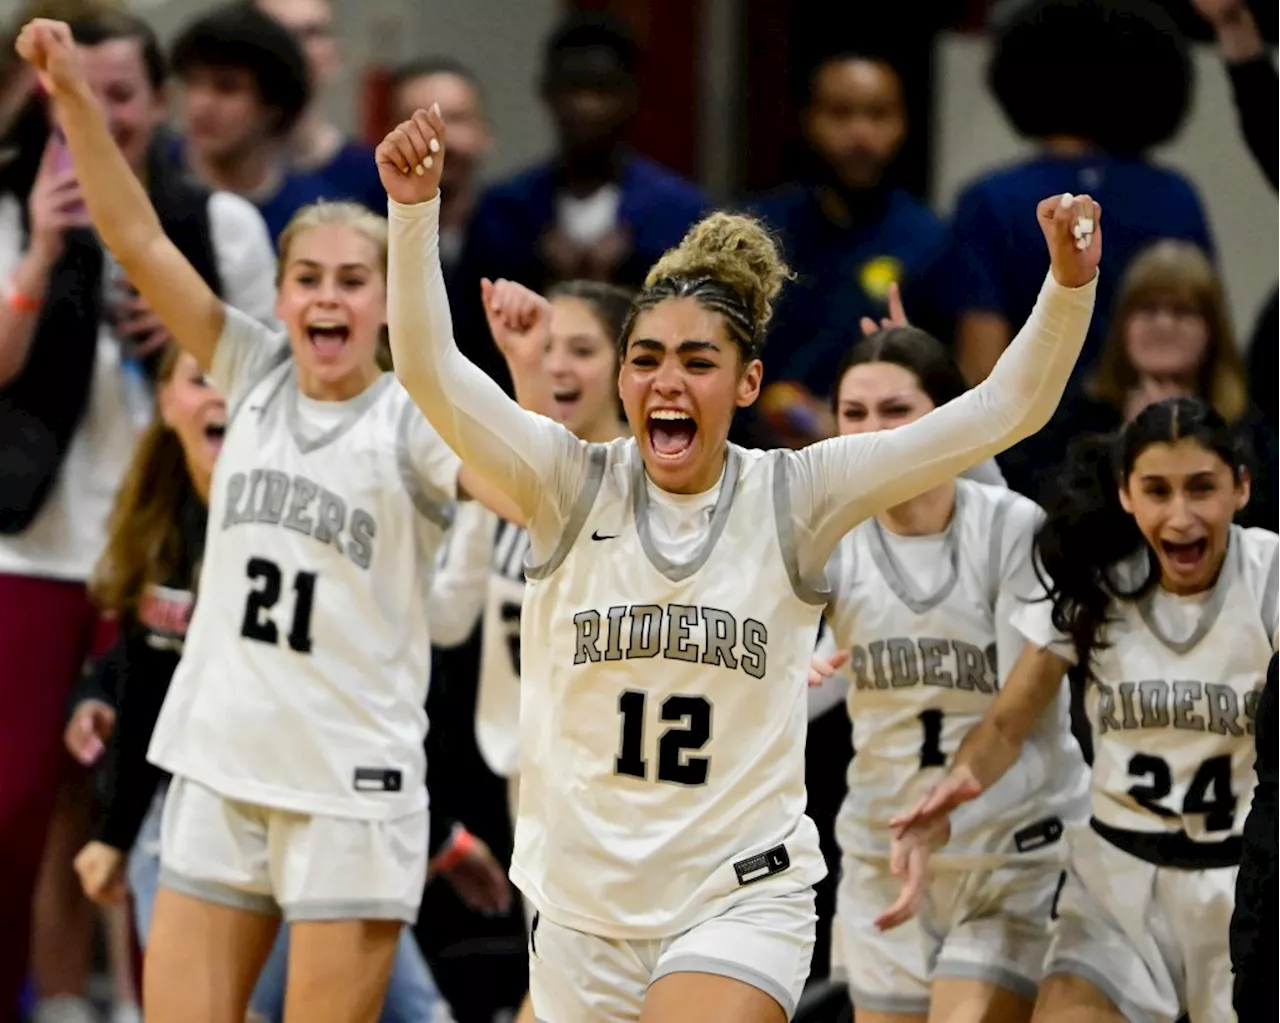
[
  {"xmin": 808, "ymin": 648, "xmax": 849, "ymax": 687},
  {"xmin": 888, "ymin": 764, "xmax": 983, "ymax": 837},
  {"xmin": 111, "ymin": 292, "xmax": 173, "ymax": 357},
  {"xmin": 15, "ymin": 19, "xmax": 85, "ymax": 97},
  {"xmin": 859, "ymin": 281, "xmax": 908, "ymax": 337},
  {"xmin": 1037, "ymin": 193, "xmax": 1101, "ymax": 290},
  {"xmin": 1190, "ymin": 0, "xmax": 1246, "ymax": 27},
  {"xmin": 376, "ymin": 105, "xmax": 445, "ymax": 206},
  {"xmin": 482, "ymin": 278, "xmax": 552, "ymax": 368},
  {"xmin": 442, "ymin": 834, "xmax": 512, "ymax": 917},
  {"xmin": 64, "ymin": 698, "xmax": 115, "ymax": 766},
  {"xmin": 74, "ymin": 840, "xmax": 126, "ymax": 906},
  {"xmin": 874, "ymin": 816, "xmax": 949, "ymax": 931}
]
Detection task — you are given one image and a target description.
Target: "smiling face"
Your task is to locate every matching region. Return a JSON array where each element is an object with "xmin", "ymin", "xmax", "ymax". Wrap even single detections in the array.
[
  {"xmin": 1123, "ymin": 290, "xmax": 1210, "ymax": 381},
  {"xmin": 274, "ymin": 221, "xmax": 386, "ymax": 399},
  {"xmin": 835, "ymin": 360, "xmax": 935, "ymax": 436},
  {"xmin": 158, "ymin": 351, "xmax": 227, "ymax": 484},
  {"xmin": 618, "ymin": 297, "xmax": 761, "ymax": 494},
  {"xmin": 1119, "ymin": 437, "xmax": 1249, "ymax": 595},
  {"xmin": 77, "ymin": 37, "xmax": 166, "ymax": 177},
  {"xmin": 544, "ymin": 295, "xmax": 620, "ymax": 440}
]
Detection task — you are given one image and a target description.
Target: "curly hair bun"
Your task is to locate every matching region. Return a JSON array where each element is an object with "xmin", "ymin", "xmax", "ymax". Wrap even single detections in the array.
[{"xmin": 645, "ymin": 212, "xmax": 791, "ymax": 335}]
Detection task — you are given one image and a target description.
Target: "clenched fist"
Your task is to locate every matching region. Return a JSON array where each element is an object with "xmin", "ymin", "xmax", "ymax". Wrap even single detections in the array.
[
  {"xmin": 15, "ymin": 19, "xmax": 86, "ymax": 98},
  {"xmin": 1037, "ymin": 193, "xmax": 1102, "ymax": 290},
  {"xmin": 376, "ymin": 106, "xmax": 446, "ymax": 206}
]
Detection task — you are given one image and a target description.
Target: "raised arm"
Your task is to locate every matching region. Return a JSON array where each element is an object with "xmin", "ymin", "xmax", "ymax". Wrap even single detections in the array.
[
  {"xmin": 380, "ymin": 109, "xmax": 587, "ymax": 536},
  {"xmin": 17, "ymin": 20, "xmax": 223, "ymax": 369},
  {"xmin": 791, "ymin": 194, "xmax": 1100, "ymax": 576}
]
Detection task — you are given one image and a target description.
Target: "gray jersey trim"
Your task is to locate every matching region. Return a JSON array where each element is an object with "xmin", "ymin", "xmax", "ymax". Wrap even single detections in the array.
[
  {"xmin": 932, "ymin": 959, "xmax": 1038, "ymax": 1003},
  {"xmin": 651, "ymin": 954, "xmax": 798, "ymax": 1018},
  {"xmin": 226, "ymin": 345, "xmax": 292, "ymax": 427},
  {"xmin": 287, "ymin": 371, "xmax": 393, "ymax": 455},
  {"xmin": 1045, "ymin": 957, "xmax": 1156, "ymax": 1023},
  {"xmin": 773, "ymin": 452, "xmax": 830, "ymax": 606},
  {"xmin": 1261, "ymin": 543, "xmax": 1278, "ymax": 642},
  {"xmin": 395, "ymin": 399, "xmax": 456, "ymax": 530},
  {"xmin": 284, "ymin": 898, "xmax": 419, "ymax": 924},
  {"xmin": 631, "ymin": 443, "xmax": 741, "ymax": 583},
  {"xmin": 984, "ymin": 486, "xmax": 1017, "ymax": 607},
  {"xmin": 524, "ymin": 445, "xmax": 608, "ymax": 581},
  {"xmin": 846, "ymin": 985, "xmax": 930, "ymax": 1015},
  {"xmin": 159, "ymin": 866, "xmax": 280, "ymax": 918},
  {"xmin": 866, "ymin": 485, "xmax": 967, "ymax": 615},
  {"xmin": 1135, "ymin": 524, "xmax": 1240, "ymax": 655}
]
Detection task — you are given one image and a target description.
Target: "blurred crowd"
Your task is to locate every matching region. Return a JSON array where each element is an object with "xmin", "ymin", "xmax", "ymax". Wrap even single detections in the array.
[{"xmin": 0, "ymin": 0, "xmax": 1273, "ymax": 1021}]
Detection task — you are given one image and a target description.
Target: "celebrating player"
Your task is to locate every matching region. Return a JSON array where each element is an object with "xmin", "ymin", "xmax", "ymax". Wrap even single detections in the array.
[
  {"xmin": 380, "ymin": 105, "xmax": 1099, "ymax": 1023},
  {"xmin": 18, "ymin": 18, "xmax": 514, "ymax": 1023},
  {"xmin": 890, "ymin": 396, "xmax": 1277, "ymax": 1023},
  {"xmin": 808, "ymin": 325, "xmax": 1089, "ymax": 1023}
]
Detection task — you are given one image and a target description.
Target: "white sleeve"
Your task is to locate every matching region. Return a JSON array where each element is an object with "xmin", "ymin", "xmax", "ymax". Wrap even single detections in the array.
[
  {"xmin": 808, "ymin": 620, "xmax": 851, "ymax": 720},
  {"xmin": 1010, "ymin": 588, "xmax": 1077, "ymax": 666},
  {"xmin": 787, "ymin": 272, "xmax": 1096, "ymax": 579},
  {"xmin": 427, "ymin": 500, "xmax": 495, "ymax": 648},
  {"xmin": 209, "ymin": 304, "xmax": 289, "ymax": 406},
  {"xmin": 397, "ymin": 399, "xmax": 461, "ymax": 506},
  {"xmin": 207, "ymin": 191, "xmax": 278, "ymax": 325},
  {"xmin": 386, "ymin": 197, "xmax": 590, "ymax": 558}
]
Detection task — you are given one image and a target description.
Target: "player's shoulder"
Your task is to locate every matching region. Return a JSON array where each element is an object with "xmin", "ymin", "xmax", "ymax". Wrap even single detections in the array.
[
  {"xmin": 1235, "ymin": 525, "xmax": 1279, "ymax": 594},
  {"xmin": 957, "ymin": 477, "xmax": 1043, "ymax": 534}
]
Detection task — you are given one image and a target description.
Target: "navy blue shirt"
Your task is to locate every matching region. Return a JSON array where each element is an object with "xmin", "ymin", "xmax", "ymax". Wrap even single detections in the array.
[
  {"xmin": 948, "ymin": 153, "xmax": 1215, "ymax": 376},
  {"xmin": 312, "ymin": 138, "xmax": 385, "ymax": 214},
  {"xmin": 747, "ymin": 184, "xmax": 953, "ymax": 398},
  {"xmin": 454, "ymin": 153, "xmax": 709, "ymax": 390}
]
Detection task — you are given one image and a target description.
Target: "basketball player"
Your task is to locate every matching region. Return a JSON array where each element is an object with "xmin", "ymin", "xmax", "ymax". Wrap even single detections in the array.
[
  {"xmin": 19, "ymin": 20, "xmax": 516, "ymax": 1023},
  {"xmin": 890, "ymin": 397, "xmax": 1277, "ymax": 1023},
  {"xmin": 808, "ymin": 327, "xmax": 1088, "ymax": 1023},
  {"xmin": 379, "ymin": 107, "xmax": 1100, "ymax": 1023}
]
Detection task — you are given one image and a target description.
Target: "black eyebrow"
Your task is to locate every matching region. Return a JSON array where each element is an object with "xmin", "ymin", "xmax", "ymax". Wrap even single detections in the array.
[{"xmin": 628, "ymin": 338, "xmax": 721, "ymax": 354}]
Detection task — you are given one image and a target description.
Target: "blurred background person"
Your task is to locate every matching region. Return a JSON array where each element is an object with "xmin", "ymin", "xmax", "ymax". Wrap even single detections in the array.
[
  {"xmin": 252, "ymin": 0, "xmax": 383, "ymax": 212},
  {"xmin": 453, "ymin": 10, "xmax": 707, "ymax": 392},
  {"xmin": 746, "ymin": 50, "xmax": 953, "ymax": 448},
  {"xmin": 168, "ymin": 1, "xmax": 327, "ymax": 240},
  {"xmin": 949, "ymin": 0, "xmax": 1213, "ymax": 389}
]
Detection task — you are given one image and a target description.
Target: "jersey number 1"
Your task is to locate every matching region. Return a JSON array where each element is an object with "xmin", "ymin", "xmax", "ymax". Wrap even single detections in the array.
[
  {"xmin": 615, "ymin": 690, "xmax": 711, "ymax": 786},
  {"xmin": 240, "ymin": 557, "xmax": 317, "ymax": 654}
]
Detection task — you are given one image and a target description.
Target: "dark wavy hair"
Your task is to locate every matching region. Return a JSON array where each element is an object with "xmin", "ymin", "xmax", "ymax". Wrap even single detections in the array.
[
  {"xmin": 830, "ymin": 325, "xmax": 968, "ymax": 413},
  {"xmin": 1033, "ymin": 397, "xmax": 1249, "ymax": 673}
]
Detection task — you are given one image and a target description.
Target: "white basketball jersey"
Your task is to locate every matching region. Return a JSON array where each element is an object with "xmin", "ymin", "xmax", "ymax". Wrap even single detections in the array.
[
  {"xmin": 510, "ymin": 442, "xmax": 828, "ymax": 939},
  {"xmin": 475, "ymin": 517, "xmax": 530, "ymax": 778},
  {"xmin": 827, "ymin": 480, "xmax": 1087, "ymax": 866},
  {"xmin": 1016, "ymin": 526, "xmax": 1278, "ymax": 844},
  {"xmin": 150, "ymin": 349, "xmax": 459, "ymax": 821}
]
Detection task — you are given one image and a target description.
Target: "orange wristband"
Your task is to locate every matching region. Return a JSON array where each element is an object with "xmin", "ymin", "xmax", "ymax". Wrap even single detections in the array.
[{"xmin": 4, "ymin": 278, "xmax": 41, "ymax": 314}]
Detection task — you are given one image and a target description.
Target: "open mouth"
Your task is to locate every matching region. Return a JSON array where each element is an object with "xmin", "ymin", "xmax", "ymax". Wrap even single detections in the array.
[
  {"xmin": 1160, "ymin": 537, "xmax": 1208, "ymax": 569},
  {"xmin": 204, "ymin": 421, "xmax": 226, "ymax": 451},
  {"xmin": 307, "ymin": 323, "xmax": 350, "ymax": 358},
  {"xmin": 647, "ymin": 409, "xmax": 697, "ymax": 461},
  {"xmin": 552, "ymin": 388, "xmax": 581, "ymax": 418}
]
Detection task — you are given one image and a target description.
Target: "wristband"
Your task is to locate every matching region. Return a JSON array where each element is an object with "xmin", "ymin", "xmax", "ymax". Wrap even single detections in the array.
[
  {"xmin": 4, "ymin": 277, "xmax": 41, "ymax": 314},
  {"xmin": 433, "ymin": 825, "xmax": 476, "ymax": 873}
]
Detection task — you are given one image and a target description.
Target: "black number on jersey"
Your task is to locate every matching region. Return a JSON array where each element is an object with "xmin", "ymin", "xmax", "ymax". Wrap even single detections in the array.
[
  {"xmin": 500, "ymin": 601, "xmax": 522, "ymax": 678},
  {"xmin": 615, "ymin": 690, "xmax": 711, "ymax": 786},
  {"xmin": 1125, "ymin": 753, "xmax": 1236, "ymax": 832},
  {"xmin": 240, "ymin": 557, "xmax": 317, "ymax": 654},
  {"xmin": 918, "ymin": 709, "xmax": 946, "ymax": 768}
]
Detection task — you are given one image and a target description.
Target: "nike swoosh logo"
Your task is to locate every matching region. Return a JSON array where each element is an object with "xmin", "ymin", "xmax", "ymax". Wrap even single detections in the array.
[{"xmin": 591, "ymin": 530, "xmax": 617, "ymax": 541}]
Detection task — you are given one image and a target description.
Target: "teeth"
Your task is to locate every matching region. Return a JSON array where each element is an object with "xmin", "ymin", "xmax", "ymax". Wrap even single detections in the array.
[
  {"xmin": 653, "ymin": 449, "xmax": 687, "ymax": 460},
  {"xmin": 310, "ymin": 322, "xmax": 345, "ymax": 330},
  {"xmin": 649, "ymin": 410, "xmax": 691, "ymax": 420}
]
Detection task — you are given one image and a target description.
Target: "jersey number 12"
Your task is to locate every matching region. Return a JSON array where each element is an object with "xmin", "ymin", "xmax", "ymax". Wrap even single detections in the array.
[
  {"xmin": 240, "ymin": 557, "xmax": 317, "ymax": 654},
  {"xmin": 615, "ymin": 690, "xmax": 711, "ymax": 786}
]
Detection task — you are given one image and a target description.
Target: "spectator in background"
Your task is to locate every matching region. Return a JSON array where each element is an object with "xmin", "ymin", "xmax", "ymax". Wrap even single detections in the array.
[
  {"xmin": 253, "ymin": 0, "xmax": 384, "ymax": 212},
  {"xmin": 169, "ymin": 1, "xmax": 329, "ymax": 240},
  {"xmin": 0, "ymin": 8, "xmax": 276, "ymax": 1019},
  {"xmin": 1192, "ymin": 0, "xmax": 1277, "ymax": 430},
  {"xmin": 746, "ymin": 52, "xmax": 952, "ymax": 448},
  {"xmin": 455, "ymin": 11, "xmax": 708, "ymax": 391},
  {"xmin": 389, "ymin": 58, "xmax": 490, "ymax": 281},
  {"xmin": 950, "ymin": 0, "xmax": 1213, "ymax": 389},
  {"xmin": 1005, "ymin": 239, "xmax": 1277, "ymax": 530}
]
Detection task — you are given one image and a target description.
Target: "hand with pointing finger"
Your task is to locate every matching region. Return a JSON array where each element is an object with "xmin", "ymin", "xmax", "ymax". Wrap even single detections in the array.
[{"xmin": 859, "ymin": 281, "xmax": 909, "ymax": 338}]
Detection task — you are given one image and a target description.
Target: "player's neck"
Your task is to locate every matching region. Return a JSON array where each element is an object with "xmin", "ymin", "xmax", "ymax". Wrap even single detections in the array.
[
  {"xmin": 1039, "ymin": 135, "xmax": 1097, "ymax": 157},
  {"xmin": 296, "ymin": 361, "xmax": 383, "ymax": 403},
  {"xmin": 877, "ymin": 479, "xmax": 956, "ymax": 537}
]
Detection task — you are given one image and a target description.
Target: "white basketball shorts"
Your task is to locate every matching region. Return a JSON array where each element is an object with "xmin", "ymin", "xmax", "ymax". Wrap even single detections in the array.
[
  {"xmin": 1044, "ymin": 822, "xmax": 1236, "ymax": 1023},
  {"xmin": 836, "ymin": 854, "xmax": 1059, "ymax": 1014},
  {"xmin": 528, "ymin": 888, "xmax": 816, "ymax": 1022},
  {"xmin": 158, "ymin": 773, "xmax": 427, "ymax": 923}
]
